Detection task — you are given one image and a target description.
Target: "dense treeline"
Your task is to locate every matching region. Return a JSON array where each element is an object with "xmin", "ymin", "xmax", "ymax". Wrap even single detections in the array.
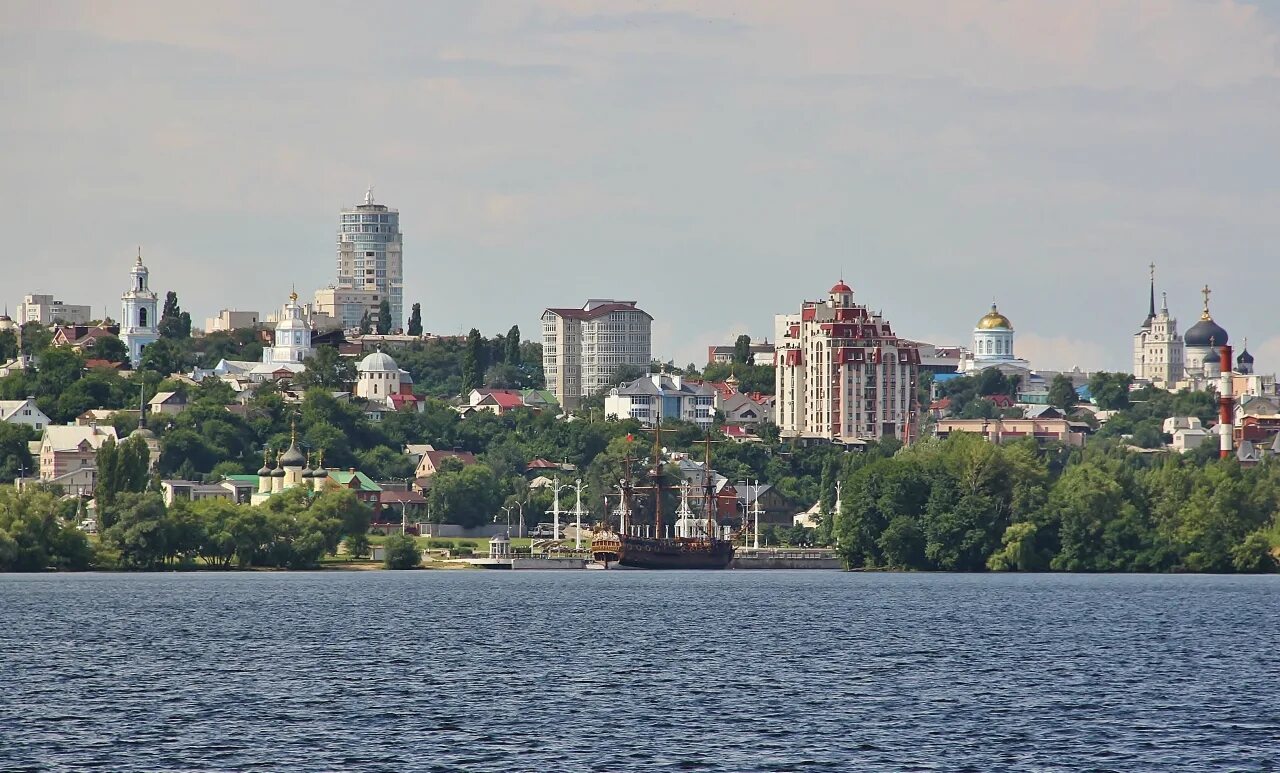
[
  {"xmin": 0, "ymin": 486, "xmax": 372, "ymax": 571},
  {"xmin": 833, "ymin": 433, "xmax": 1280, "ymax": 573}
]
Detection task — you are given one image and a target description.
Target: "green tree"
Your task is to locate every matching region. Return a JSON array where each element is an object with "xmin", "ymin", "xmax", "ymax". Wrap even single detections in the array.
[
  {"xmin": 383, "ymin": 533, "xmax": 421, "ymax": 569},
  {"xmin": 376, "ymin": 299, "xmax": 393, "ymax": 335},
  {"xmin": 1088, "ymin": 372, "xmax": 1133, "ymax": 411},
  {"xmin": 877, "ymin": 516, "xmax": 926, "ymax": 569},
  {"xmin": 460, "ymin": 328, "xmax": 485, "ymax": 393},
  {"xmin": 102, "ymin": 492, "xmax": 171, "ymax": 569},
  {"xmin": 987, "ymin": 521, "xmax": 1043, "ymax": 571},
  {"xmin": 138, "ymin": 338, "xmax": 188, "ymax": 375},
  {"xmin": 0, "ymin": 329, "xmax": 18, "ymax": 362},
  {"xmin": 0, "ymin": 423, "xmax": 34, "ymax": 482},
  {"xmin": 407, "ymin": 303, "xmax": 424, "ymax": 337},
  {"xmin": 19, "ymin": 322, "xmax": 53, "ymax": 357},
  {"xmin": 297, "ymin": 346, "xmax": 355, "ymax": 389},
  {"xmin": 733, "ymin": 334, "xmax": 753, "ymax": 365},
  {"xmin": 158, "ymin": 291, "xmax": 192, "ymax": 339},
  {"xmin": 0, "ymin": 487, "xmax": 92, "ymax": 571},
  {"xmin": 358, "ymin": 310, "xmax": 372, "ymax": 336},
  {"xmin": 1048, "ymin": 374, "xmax": 1078, "ymax": 410},
  {"xmin": 92, "ymin": 335, "xmax": 130, "ymax": 364},
  {"xmin": 505, "ymin": 325, "xmax": 521, "ymax": 366},
  {"xmin": 427, "ymin": 463, "xmax": 504, "ymax": 528},
  {"xmin": 345, "ymin": 532, "xmax": 371, "ymax": 559}
]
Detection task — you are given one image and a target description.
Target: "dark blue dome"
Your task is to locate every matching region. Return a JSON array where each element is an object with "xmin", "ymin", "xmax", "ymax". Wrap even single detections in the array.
[
  {"xmin": 1238, "ymin": 349, "xmax": 1254, "ymax": 364},
  {"xmin": 1184, "ymin": 317, "xmax": 1228, "ymax": 348},
  {"xmin": 1203, "ymin": 348, "xmax": 1220, "ymax": 364}
]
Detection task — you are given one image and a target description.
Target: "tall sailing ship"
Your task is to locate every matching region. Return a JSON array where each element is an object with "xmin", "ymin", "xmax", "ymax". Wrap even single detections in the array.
[{"xmin": 592, "ymin": 430, "xmax": 735, "ymax": 570}]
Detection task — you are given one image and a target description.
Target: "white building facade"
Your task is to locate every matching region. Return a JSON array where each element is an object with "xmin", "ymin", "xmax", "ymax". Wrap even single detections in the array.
[
  {"xmin": 204, "ymin": 310, "xmax": 259, "ymax": 333},
  {"xmin": 604, "ymin": 374, "xmax": 717, "ymax": 429},
  {"xmin": 256, "ymin": 292, "xmax": 314, "ymax": 378},
  {"xmin": 0, "ymin": 399, "xmax": 50, "ymax": 431},
  {"xmin": 541, "ymin": 299, "xmax": 652, "ymax": 411},
  {"xmin": 17, "ymin": 294, "xmax": 93, "ymax": 326},
  {"xmin": 336, "ymin": 189, "xmax": 403, "ymax": 330},
  {"xmin": 775, "ymin": 281, "xmax": 921, "ymax": 443},
  {"xmin": 120, "ymin": 251, "xmax": 159, "ymax": 367}
]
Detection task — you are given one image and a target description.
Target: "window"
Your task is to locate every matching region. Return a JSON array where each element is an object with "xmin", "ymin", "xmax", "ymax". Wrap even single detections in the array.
[{"xmin": 138, "ymin": 307, "xmax": 148, "ymax": 327}]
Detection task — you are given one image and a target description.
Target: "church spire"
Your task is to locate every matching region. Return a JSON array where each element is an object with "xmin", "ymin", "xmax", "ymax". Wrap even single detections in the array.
[{"xmin": 1148, "ymin": 262, "xmax": 1156, "ymax": 320}]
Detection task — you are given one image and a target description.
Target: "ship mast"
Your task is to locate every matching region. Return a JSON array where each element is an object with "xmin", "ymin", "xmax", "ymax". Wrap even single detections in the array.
[
  {"xmin": 650, "ymin": 425, "xmax": 664, "ymax": 539},
  {"xmin": 692, "ymin": 432, "xmax": 725, "ymax": 541}
]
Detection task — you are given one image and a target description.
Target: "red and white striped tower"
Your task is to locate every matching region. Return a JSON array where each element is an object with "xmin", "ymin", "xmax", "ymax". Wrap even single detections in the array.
[{"xmin": 1219, "ymin": 343, "xmax": 1234, "ymax": 459}]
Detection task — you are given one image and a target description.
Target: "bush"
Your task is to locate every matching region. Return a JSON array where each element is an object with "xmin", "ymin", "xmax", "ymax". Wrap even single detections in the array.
[{"xmin": 383, "ymin": 533, "xmax": 421, "ymax": 569}]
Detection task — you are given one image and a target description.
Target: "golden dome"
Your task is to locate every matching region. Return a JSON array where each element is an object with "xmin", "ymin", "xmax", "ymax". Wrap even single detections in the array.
[{"xmin": 977, "ymin": 303, "xmax": 1013, "ymax": 330}]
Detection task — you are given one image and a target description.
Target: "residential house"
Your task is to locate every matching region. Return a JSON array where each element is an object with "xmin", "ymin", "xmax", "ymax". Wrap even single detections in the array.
[
  {"xmin": 51, "ymin": 324, "xmax": 121, "ymax": 355},
  {"xmin": 161, "ymin": 479, "xmax": 255, "ymax": 506},
  {"xmin": 466, "ymin": 388, "xmax": 526, "ymax": 416},
  {"xmin": 707, "ymin": 340, "xmax": 776, "ymax": 367},
  {"xmin": 413, "ymin": 450, "xmax": 478, "ymax": 492},
  {"xmin": 37, "ymin": 424, "xmax": 119, "ymax": 496},
  {"xmin": 0, "ymin": 399, "xmax": 50, "ymax": 431},
  {"xmin": 322, "ymin": 469, "xmax": 383, "ymax": 508},
  {"xmin": 604, "ymin": 374, "xmax": 717, "ymax": 429},
  {"xmin": 148, "ymin": 391, "xmax": 189, "ymax": 417}
]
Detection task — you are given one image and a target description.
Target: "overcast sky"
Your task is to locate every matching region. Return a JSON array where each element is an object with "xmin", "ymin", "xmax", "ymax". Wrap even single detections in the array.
[{"xmin": 3, "ymin": 1, "xmax": 1278, "ymax": 371}]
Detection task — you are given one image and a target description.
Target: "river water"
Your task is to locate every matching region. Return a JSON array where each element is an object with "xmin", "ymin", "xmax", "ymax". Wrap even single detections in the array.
[{"xmin": 2, "ymin": 571, "xmax": 1277, "ymax": 771}]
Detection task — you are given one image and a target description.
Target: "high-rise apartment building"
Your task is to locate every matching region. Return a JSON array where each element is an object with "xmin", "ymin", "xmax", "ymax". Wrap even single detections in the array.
[
  {"xmin": 775, "ymin": 281, "xmax": 920, "ymax": 444},
  {"xmin": 541, "ymin": 299, "xmax": 652, "ymax": 411},
  {"xmin": 336, "ymin": 189, "xmax": 403, "ymax": 330}
]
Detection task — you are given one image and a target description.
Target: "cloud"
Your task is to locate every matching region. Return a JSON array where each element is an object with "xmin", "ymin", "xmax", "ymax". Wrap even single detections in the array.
[
  {"xmin": 1015, "ymin": 334, "xmax": 1111, "ymax": 373},
  {"xmin": 1, "ymin": 0, "xmax": 1277, "ymax": 377}
]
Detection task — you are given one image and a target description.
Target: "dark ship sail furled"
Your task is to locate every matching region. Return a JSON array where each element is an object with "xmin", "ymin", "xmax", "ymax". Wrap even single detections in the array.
[{"xmin": 610, "ymin": 428, "xmax": 734, "ymax": 570}]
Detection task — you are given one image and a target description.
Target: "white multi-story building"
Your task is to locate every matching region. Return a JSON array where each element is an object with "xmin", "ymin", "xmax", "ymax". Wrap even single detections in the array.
[
  {"xmin": 1132, "ymin": 266, "xmax": 1184, "ymax": 388},
  {"xmin": 604, "ymin": 374, "xmax": 717, "ymax": 429},
  {"xmin": 314, "ymin": 285, "xmax": 381, "ymax": 330},
  {"xmin": 120, "ymin": 251, "xmax": 159, "ymax": 367},
  {"xmin": 204, "ymin": 310, "xmax": 259, "ymax": 333},
  {"xmin": 18, "ymin": 294, "xmax": 92, "ymax": 326},
  {"xmin": 775, "ymin": 281, "xmax": 921, "ymax": 444},
  {"xmin": 336, "ymin": 189, "xmax": 403, "ymax": 330},
  {"xmin": 541, "ymin": 299, "xmax": 652, "ymax": 411}
]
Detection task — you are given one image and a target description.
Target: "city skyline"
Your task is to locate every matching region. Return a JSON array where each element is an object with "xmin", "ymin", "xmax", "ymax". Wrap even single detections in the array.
[{"xmin": 3, "ymin": 2, "xmax": 1278, "ymax": 370}]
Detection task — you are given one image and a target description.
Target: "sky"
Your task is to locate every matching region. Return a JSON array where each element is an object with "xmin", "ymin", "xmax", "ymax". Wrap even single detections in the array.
[{"xmin": 2, "ymin": 1, "xmax": 1278, "ymax": 372}]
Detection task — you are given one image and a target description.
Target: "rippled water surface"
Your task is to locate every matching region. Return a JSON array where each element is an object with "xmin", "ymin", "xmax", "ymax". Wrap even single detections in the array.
[{"xmin": 3, "ymin": 571, "xmax": 1279, "ymax": 771}]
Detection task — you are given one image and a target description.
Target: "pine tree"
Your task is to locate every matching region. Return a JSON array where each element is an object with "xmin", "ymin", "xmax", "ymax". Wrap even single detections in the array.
[
  {"xmin": 376, "ymin": 299, "xmax": 393, "ymax": 335},
  {"xmin": 358, "ymin": 311, "xmax": 372, "ymax": 336},
  {"xmin": 407, "ymin": 303, "xmax": 423, "ymax": 336}
]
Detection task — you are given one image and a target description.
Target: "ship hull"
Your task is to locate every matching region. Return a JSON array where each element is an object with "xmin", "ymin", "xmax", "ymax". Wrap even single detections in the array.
[{"xmin": 616, "ymin": 536, "xmax": 735, "ymax": 570}]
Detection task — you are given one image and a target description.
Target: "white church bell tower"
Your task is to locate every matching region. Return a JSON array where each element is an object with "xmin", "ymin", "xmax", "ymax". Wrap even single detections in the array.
[{"xmin": 121, "ymin": 248, "xmax": 159, "ymax": 367}]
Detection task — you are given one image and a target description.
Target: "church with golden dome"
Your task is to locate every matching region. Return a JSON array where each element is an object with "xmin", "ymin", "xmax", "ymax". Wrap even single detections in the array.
[{"xmin": 960, "ymin": 302, "xmax": 1032, "ymax": 377}]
